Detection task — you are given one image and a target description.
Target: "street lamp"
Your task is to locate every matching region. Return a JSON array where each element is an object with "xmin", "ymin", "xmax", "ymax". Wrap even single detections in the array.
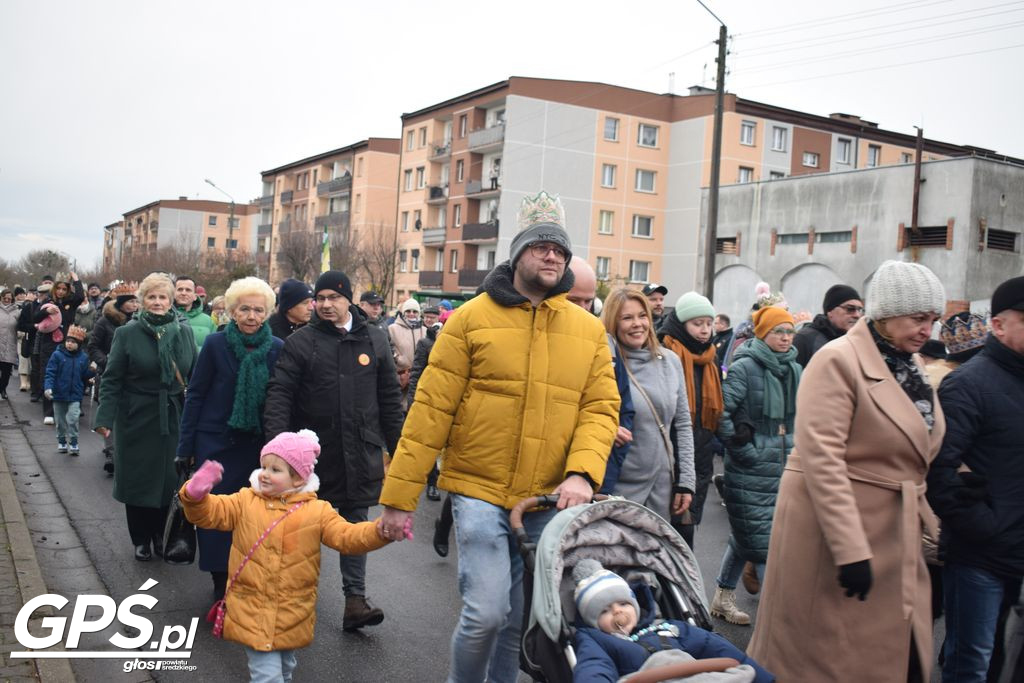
[{"xmin": 204, "ymin": 178, "xmax": 236, "ymax": 251}]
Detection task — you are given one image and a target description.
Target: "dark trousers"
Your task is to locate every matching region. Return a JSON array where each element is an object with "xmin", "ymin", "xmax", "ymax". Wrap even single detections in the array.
[
  {"xmin": 0, "ymin": 362, "xmax": 12, "ymax": 394},
  {"xmin": 125, "ymin": 504, "xmax": 168, "ymax": 547},
  {"xmin": 336, "ymin": 506, "xmax": 369, "ymax": 597},
  {"xmin": 30, "ymin": 353, "xmax": 41, "ymax": 398}
]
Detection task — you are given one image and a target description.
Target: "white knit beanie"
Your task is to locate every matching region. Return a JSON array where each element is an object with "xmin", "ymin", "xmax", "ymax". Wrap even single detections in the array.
[{"xmin": 866, "ymin": 260, "xmax": 945, "ymax": 320}]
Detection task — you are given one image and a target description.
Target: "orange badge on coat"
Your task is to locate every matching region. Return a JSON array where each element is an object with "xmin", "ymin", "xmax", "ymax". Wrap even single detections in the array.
[{"xmin": 358, "ymin": 353, "xmax": 371, "ymax": 366}]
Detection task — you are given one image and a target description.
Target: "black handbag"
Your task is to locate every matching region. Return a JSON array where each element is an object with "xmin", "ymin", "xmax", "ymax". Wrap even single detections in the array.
[{"xmin": 162, "ymin": 470, "xmax": 197, "ymax": 565}]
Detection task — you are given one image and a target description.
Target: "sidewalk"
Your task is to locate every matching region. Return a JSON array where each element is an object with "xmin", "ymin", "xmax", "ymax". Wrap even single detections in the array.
[{"xmin": 0, "ymin": 400, "xmax": 75, "ymax": 682}]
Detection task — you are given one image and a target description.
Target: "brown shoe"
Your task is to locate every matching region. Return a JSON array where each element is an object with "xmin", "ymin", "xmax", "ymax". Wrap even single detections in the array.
[
  {"xmin": 343, "ymin": 595, "xmax": 384, "ymax": 631},
  {"xmin": 742, "ymin": 562, "xmax": 761, "ymax": 595}
]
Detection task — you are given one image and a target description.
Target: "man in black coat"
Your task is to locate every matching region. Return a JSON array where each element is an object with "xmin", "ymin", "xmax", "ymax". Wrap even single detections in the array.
[
  {"xmin": 927, "ymin": 275, "xmax": 1024, "ymax": 681},
  {"xmin": 263, "ymin": 270, "xmax": 404, "ymax": 631},
  {"xmin": 267, "ymin": 278, "xmax": 312, "ymax": 340},
  {"xmin": 792, "ymin": 284, "xmax": 863, "ymax": 367}
]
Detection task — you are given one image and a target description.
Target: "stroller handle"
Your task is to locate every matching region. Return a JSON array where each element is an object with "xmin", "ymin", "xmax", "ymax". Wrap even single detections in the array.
[
  {"xmin": 623, "ymin": 657, "xmax": 741, "ymax": 683},
  {"xmin": 509, "ymin": 494, "xmax": 610, "ymax": 558}
]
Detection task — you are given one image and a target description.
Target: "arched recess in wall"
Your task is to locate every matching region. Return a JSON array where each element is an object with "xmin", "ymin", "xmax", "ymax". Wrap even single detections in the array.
[
  {"xmin": 714, "ymin": 264, "xmax": 763, "ymax": 325},
  {"xmin": 781, "ymin": 263, "xmax": 843, "ymax": 318}
]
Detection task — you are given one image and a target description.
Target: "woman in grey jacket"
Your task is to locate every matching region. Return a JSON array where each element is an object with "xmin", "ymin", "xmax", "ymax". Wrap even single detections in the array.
[{"xmin": 602, "ymin": 288, "xmax": 694, "ymax": 522}]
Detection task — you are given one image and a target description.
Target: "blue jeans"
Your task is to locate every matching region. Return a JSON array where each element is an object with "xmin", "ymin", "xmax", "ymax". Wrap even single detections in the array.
[
  {"xmin": 245, "ymin": 647, "xmax": 297, "ymax": 682},
  {"xmin": 53, "ymin": 401, "xmax": 80, "ymax": 445},
  {"xmin": 448, "ymin": 495, "xmax": 556, "ymax": 683},
  {"xmin": 942, "ymin": 562, "xmax": 1007, "ymax": 683},
  {"xmin": 715, "ymin": 535, "xmax": 764, "ymax": 590}
]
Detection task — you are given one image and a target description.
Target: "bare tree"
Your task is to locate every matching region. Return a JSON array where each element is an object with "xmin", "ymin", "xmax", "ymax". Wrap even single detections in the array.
[
  {"xmin": 276, "ymin": 223, "xmax": 321, "ymax": 283},
  {"xmin": 357, "ymin": 222, "xmax": 399, "ymax": 304},
  {"xmin": 15, "ymin": 249, "xmax": 71, "ymax": 285},
  {"xmin": 113, "ymin": 244, "xmax": 257, "ymax": 297}
]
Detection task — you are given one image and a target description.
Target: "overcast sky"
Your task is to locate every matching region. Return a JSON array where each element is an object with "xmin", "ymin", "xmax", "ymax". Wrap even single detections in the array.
[{"xmin": 2, "ymin": 0, "xmax": 1022, "ymax": 270}]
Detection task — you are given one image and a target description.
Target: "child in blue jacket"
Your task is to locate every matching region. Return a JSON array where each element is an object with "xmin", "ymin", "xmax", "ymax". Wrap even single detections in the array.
[
  {"xmin": 44, "ymin": 325, "xmax": 94, "ymax": 455},
  {"xmin": 571, "ymin": 559, "xmax": 774, "ymax": 682}
]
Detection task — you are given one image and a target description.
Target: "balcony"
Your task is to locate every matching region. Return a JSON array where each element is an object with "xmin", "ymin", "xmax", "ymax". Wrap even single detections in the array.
[
  {"xmin": 280, "ymin": 190, "xmax": 294, "ymax": 204},
  {"xmin": 465, "ymin": 180, "xmax": 500, "ymax": 199},
  {"xmin": 259, "ymin": 194, "xmax": 274, "ymax": 207},
  {"xmin": 422, "ymin": 227, "xmax": 446, "ymax": 246},
  {"xmin": 149, "ymin": 221, "xmax": 159, "ymax": 231},
  {"xmin": 462, "ymin": 221, "xmax": 499, "ymax": 242},
  {"xmin": 317, "ymin": 175, "xmax": 352, "ymax": 197},
  {"xmin": 277, "ymin": 217, "xmax": 293, "ymax": 234},
  {"xmin": 257, "ymin": 223, "xmax": 272, "ymax": 236},
  {"xmin": 468, "ymin": 123, "xmax": 505, "ymax": 152},
  {"xmin": 428, "ymin": 141, "xmax": 451, "ymax": 162},
  {"xmin": 418, "ymin": 270, "xmax": 443, "ymax": 288},
  {"xmin": 458, "ymin": 269, "xmax": 489, "ymax": 289},
  {"xmin": 425, "ymin": 185, "xmax": 448, "ymax": 205},
  {"xmin": 314, "ymin": 211, "xmax": 350, "ymax": 230}
]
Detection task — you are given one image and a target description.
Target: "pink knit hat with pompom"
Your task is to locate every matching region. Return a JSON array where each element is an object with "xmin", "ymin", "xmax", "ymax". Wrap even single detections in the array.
[{"xmin": 261, "ymin": 429, "xmax": 320, "ymax": 482}]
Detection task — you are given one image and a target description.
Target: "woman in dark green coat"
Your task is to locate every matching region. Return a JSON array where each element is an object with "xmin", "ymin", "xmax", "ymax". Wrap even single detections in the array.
[
  {"xmin": 709, "ymin": 305, "xmax": 801, "ymax": 626},
  {"xmin": 95, "ymin": 273, "xmax": 196, "ymax": 561}
]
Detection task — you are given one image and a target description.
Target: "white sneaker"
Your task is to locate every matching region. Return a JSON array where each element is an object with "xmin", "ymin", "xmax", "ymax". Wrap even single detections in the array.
[{"xmin": 43, "ymin": 416, "xmax": 55, "ymax": 425}]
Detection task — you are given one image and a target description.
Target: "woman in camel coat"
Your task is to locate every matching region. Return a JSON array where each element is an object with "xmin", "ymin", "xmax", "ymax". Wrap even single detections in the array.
[{"xmin": 748, "ymin": 261, "xmax": 947, "ymax": 683}]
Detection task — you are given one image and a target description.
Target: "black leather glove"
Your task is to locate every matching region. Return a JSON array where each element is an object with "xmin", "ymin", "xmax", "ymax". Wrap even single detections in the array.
[
  {"xmin": 174, "ymin": 457, "xmax": 194, "ymax": 480},
  {"xmin": 728, "ymin": 421, "xmax": 755, "ymax": 448},
  {"xmin": 837, "ymin": 560, "xmax": 872, "ymax": 601},
  {"xmin": 955, "ymin": 471, "xmax": 989, "ymax": 503}
]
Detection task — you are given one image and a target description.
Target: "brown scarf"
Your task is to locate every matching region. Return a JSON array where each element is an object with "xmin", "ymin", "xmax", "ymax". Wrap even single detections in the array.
[{"xmin": 662, "ymin": 335, "xmax": 724, "ymax": 431}]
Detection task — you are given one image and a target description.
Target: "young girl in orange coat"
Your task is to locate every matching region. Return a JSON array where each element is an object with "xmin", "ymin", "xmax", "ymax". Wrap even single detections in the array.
[{"xmin": 181, "ymin": 429, "xmax": 409, "ymax": 681}]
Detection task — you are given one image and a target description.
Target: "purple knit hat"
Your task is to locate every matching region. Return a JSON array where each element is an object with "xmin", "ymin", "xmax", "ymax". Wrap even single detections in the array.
[{"xmin": 261, "ymin": 430, "xmax": 320, "ymax": 482}]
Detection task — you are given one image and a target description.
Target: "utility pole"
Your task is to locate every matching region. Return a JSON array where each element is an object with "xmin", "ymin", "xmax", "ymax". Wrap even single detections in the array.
[
  {"xmin": 702, "ymin": 17, "xmax": 728, "ymax": 301},
  {"xmin": 910, "ymin": 127, "xmax": 924, "ymax": 262}
]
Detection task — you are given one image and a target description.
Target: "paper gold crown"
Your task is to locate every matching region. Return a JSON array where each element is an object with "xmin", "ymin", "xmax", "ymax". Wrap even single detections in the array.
[
  {"xmin": 66, "ymin": 325, "xmax": 88, "ymax": 342},
  {"xmin": 516, "ymin": 191, "xmax": 566, "ymax": 232},
  {"xmin": 110, "ymin": 281, "xmax": 138, "ymax": 298},
  {"xmin": 939, "ymin": 312, "xmax": 989, "ymax": 355}
]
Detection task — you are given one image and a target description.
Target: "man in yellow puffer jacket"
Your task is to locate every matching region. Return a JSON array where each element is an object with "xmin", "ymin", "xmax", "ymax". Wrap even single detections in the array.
[{"xmin": 380, "ymin": 191, "xmax": 619, "ymax": 683}]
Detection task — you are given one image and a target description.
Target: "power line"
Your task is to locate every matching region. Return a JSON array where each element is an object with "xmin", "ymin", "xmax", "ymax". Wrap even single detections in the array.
[{"xmin": 735, "ymin": 0, "xmax": 957, "ymax": 39}]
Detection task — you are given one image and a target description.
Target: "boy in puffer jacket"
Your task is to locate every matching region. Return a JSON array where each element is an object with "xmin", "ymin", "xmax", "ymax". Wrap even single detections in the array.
[
  {"xmin": 571, "ymin": 559, "xmax": 774, "ymax": 682},
  {"xmin": 180, "ymin": 430, "xmax": 407, "ymax": 682},
  {"xmin": 43, "ymin": 324, "xmax": 94, "ymax": 454}
]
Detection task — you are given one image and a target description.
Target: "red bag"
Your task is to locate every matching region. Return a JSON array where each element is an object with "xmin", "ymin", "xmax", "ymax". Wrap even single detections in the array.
[{"xmin": 206, "ymin": 599, "xmax": 226, "ymax": 638}]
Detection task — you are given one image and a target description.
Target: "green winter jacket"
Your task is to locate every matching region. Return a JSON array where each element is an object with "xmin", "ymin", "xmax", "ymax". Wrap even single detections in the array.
[
  {"xmin": 716, "ymin": 340, "xmax": 801, "ymax": 563},
  {"xmin": 177, "ymin": 301, "xmax": 216, "ymax": 349}
]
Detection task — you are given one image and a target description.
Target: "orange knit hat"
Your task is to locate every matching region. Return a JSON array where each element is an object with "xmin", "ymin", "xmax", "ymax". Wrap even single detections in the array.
[{"xmin": 752, "ymin": 306, "xmax": 795, "ymax": 340}]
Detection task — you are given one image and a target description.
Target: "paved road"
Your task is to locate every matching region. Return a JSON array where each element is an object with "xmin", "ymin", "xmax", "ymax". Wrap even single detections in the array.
[{"xmin": 5, "ymin": 387, "xmax": 943, "ymax": 681}]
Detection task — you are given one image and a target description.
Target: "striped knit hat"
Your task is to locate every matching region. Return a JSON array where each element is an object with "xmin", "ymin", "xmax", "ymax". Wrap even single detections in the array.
[{"xmin": 573, "ymin": 559, "xmax": 639, "ymax": 629}]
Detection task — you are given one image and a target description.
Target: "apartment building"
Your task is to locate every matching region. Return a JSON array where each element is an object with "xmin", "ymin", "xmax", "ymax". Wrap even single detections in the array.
[
  {"xmin": 394, "ymin": 77, "xmax": 999, "ymax": 302},
  {"xmin": 258, "ymin": 138, "xmax": 400, "ymax": 285},
  {"xmin": 117, "ymin": 198, "xmax": 257, "ymax": 266}
]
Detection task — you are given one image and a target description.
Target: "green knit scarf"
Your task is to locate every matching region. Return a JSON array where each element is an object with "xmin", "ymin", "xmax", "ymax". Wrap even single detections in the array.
[
  {"xmin": 744, "ymin": 338, "xmax": 802, "ymax": 420},
  {"xmin": 137, "ymin": 310, "xmax": 185, "ymax": 389},
  {"xmin": 224, "ymin": 320, "xmax": 272, "ymax": 433}
]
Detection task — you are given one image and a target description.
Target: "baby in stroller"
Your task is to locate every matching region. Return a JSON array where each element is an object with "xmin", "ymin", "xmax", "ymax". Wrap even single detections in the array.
[{"xmin": 571, "ymin": 560, "xmax": 774, "ymax": 682}]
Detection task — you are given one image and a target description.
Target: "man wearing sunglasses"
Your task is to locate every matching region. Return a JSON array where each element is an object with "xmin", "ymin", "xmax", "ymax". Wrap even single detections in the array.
[
  {"xmin": 793, "ymin": 284, "xmax": 864, "ymax": 367},
  {"xmin": 378, "ymin": 191, "xmax": 620, "ymax": 683}
]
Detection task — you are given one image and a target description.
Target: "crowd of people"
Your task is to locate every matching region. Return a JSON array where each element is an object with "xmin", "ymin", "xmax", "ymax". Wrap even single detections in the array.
[{"xmin": 1, "ymin": 189, "xmax": 1022, "ymax": 682}]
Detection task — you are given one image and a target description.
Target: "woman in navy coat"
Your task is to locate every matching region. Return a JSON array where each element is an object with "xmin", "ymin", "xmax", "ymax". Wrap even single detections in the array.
[{"xmin": 176, "ymin": 277, "xmax": 283, "ymax": 599}]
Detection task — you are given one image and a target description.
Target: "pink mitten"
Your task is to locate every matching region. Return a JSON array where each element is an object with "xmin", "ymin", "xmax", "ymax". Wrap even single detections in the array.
[{"xmin": 185, "ymin": 460, "xmax": 224, "ymax": 500}]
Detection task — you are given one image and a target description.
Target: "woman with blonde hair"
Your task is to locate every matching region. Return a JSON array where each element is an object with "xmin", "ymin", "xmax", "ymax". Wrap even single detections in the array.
[
  {"xmin": 95, "ymin": 272, "xmax": 196, "ymax": 561},
  {"xmin": 601, "ymin": 287, "xmax": 694, "ymax": 522},
  {"xmin": 176, "ymin": 276, "xmax": 283, "ymax": 599}
]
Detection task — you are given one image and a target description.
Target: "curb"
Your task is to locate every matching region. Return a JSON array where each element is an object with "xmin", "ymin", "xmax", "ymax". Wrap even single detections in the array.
[{"xmin": 0, "ymin": 436, "xmax": 77, "ymax": 682}]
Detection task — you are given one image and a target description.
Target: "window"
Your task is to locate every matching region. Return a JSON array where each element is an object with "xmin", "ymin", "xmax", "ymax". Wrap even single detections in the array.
[
  {"xmin": 206, "ymin": 237, "xmax": 216, "ymax": 249},
  {"xmin": 601, "ymin": 164, "xmax": 616, "ymax": 188},
  {"xmin": 904, "ymin": 225, "xmax": 949, "ymax": 247},
  {"xmin": 817, "ymin": 230, "xmax": 853, "ymax": 244},
  {"xmin": 226, "ymin": 239, "xmax": 238, "ymax": 249},
  {"xmin": 740, "ymin": 121, "xmax": 756, "ymax": 146},
  {"xmin": 438, "ymin": 206, "xmax": 447, "ymax": 227},
  {"xmin": 604, "ymin": 117, "xmax": 619, "ymax": 141},
  {"xmin": 456, "ymin": 160, "xmax": 464, "ymax": 182},
  {"xmin": 419, "ymin": 127, "xmax": 427, "ymax": 147},
  {"xmin": 459, "ymin": 115, "xmax": 467, "ymax": 138},
  {"xmin": 435, "ymin": 250, "xmax": 444, "ymax": 270},
  {"xmin": 632, "ymin": 215, "xmax": 653, "ymax": 238},
  {"xmin": 399, "ymin": 249, "xmax": 408, "ymax": 272},
  {"xmin": 837, "ymin": 138, "xmax": 852, "ymax": 164},
  {"xmin": 449, "ymin": 249, "xmax": 458, "ymax": 273},
  {"xmin": 411, "ymin": 249, "xmax": 420, "ymax": 272},
  {"xmin": 413, "ymin": 209, "xmax": 422, "ymax": 230},
  {"xmin": 802, "ymin": 152, "xmax": 820, "ymax": 168},
  {"xmin": 867, "ymin": 145, "xmax": 881, "ymax": 167},
  {"xmin": 635, "ymin": 169, "xmax": 656, "ymax": 193},
  {"xmin": 406, "ymin": 131, "xmax": 415, "ymax": 151},
  {"xmin": 901, "ymin": 152, "xmax": 913, "ymax": 163},
  {"xmin": 595, "ymin": 257, "xmax": 611, "ymax": 280},
  {"xmin": 208, "ymin": 215, "xmax": 217, "ymax": 226},
  {"xmin": 715, "ymin": 237, "xmax": 739, "ymax": 254},
  {"xmin": 598, "ymin": 210, "xmax": 614, "ymax": 235},
  {"xmin": 404, "ymin": 169, "xmax": 413, "ymax": 191},
  {"xmin": 355, "ymin": 194, "xmax": 362, "ymax": 213},
  {"xmin": 738, "ymin": 167, "xmax": 754, "ymax": 183},
  {"xmin": 769, "ymin": 171, "xmax": 785, "ymax": 180},
  {"xmin": 494, "ymin": 109, "xmax": 505, "ymax": 125},
  {"xmin": 313, "ymin": 169, "xmax": 318, "ymax": 185},
  {"xmin": 229, "ymin": 217, "xmax": 239, "ymax": 229},
  {"xmin": 454, "ymin": 204, "xmax": 462, "ymax": 226},
  {"xmin": 416, "ymin": 166, "xmax": 425, "ymax": 189},
  {"xmin": 987, "ymin": 228, "xmax": 1019, "ymax": 252},
  {"xmin": 257, "ymin": 237, "xmax": 269, "ymax": 253},
  {"xmin": 778, "ymin": 232, "xmax": 809, "ymax": 245},
  {"xmin": 401, "ymin": 211, "xmax": 409, "ymax": 232},
  {"xmin": 771, "ymin": 126, "xmax": 786, "ymax": 151},
  {"xmin": 329, "ymin": 196, "xmax": 348, "ymax": 214},
  {"xmin": 637, "ymin": 123, "xmax": 659, "ymax": 148},
  {"xmin": 628, "ymin": 260, "xmax": 650, "ymax": 283},
  {"xmin": 357, "ymin": 158, "xmax": 364, "ymax": 177}
]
